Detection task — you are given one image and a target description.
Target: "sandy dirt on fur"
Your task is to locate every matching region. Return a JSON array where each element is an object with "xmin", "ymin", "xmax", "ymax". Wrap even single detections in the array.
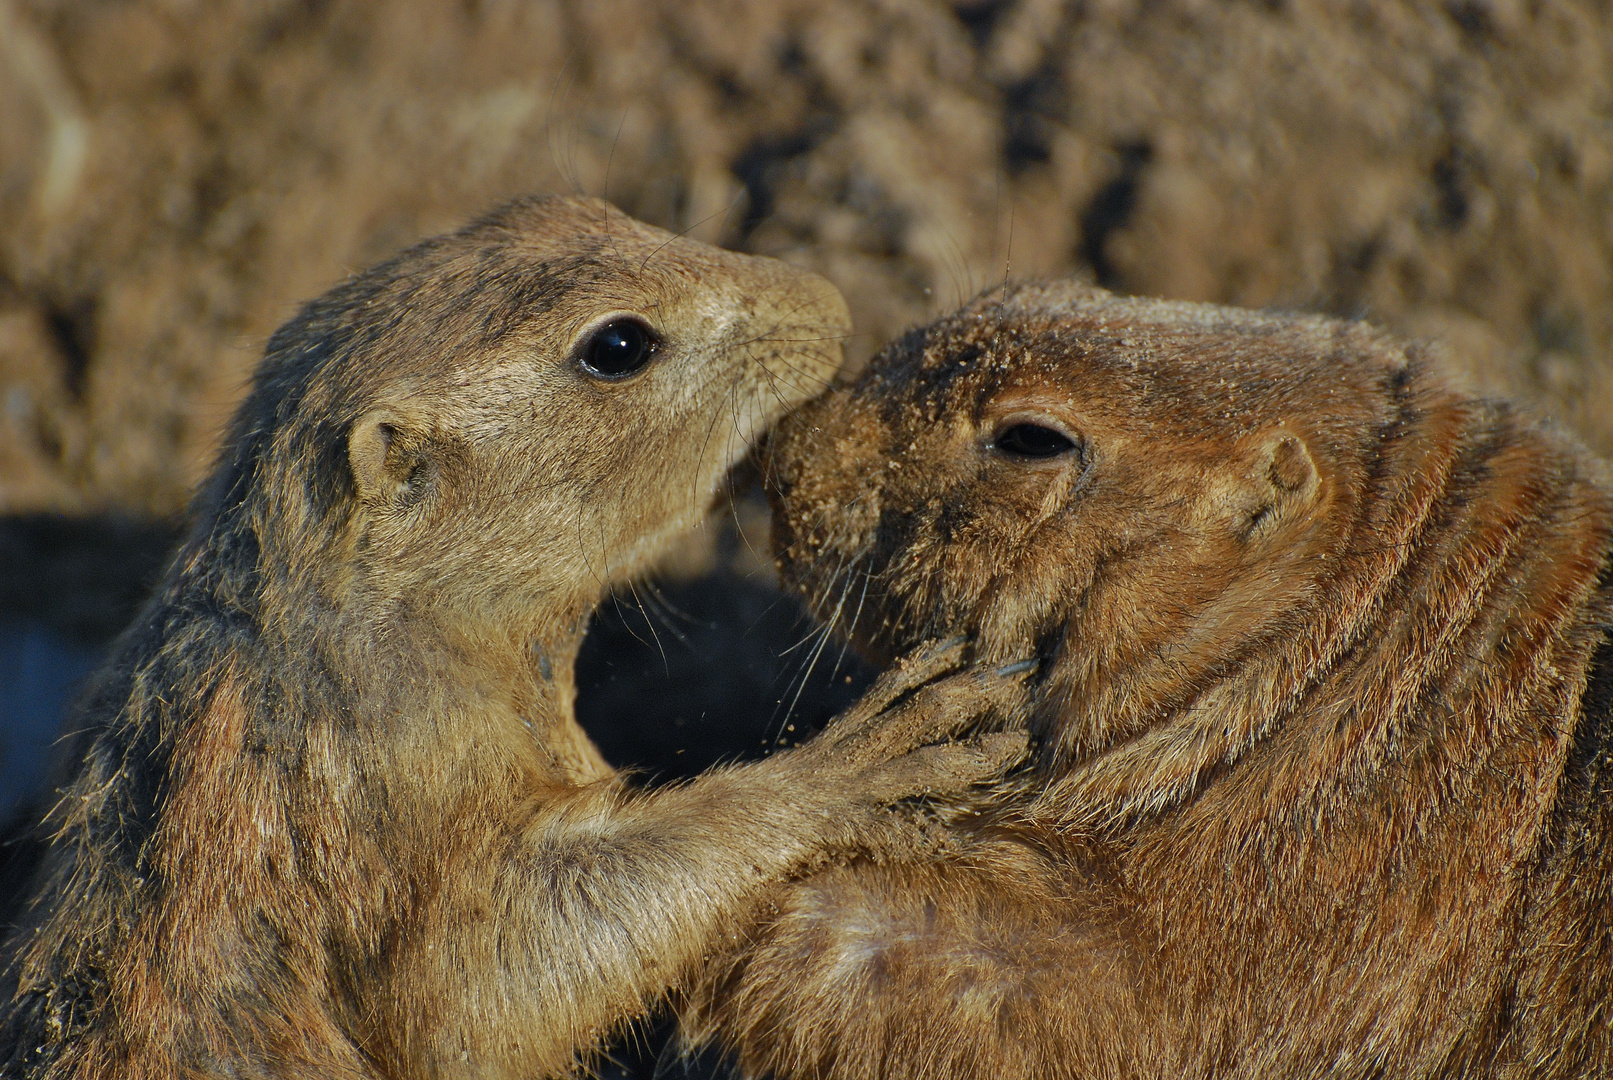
[{"xmin": 1, "ymin": 0, "xmax": 1610, "ymax": 515}]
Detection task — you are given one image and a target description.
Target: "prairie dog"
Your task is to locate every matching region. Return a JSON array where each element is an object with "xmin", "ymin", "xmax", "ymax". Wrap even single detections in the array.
[
  {"xmin": 690, "ymin": 282, "xmax": 1613, "ymax": 1079},
  {"xmin": 0, "ymin": 196, "xmax": 1025, "ymax": 1079}
]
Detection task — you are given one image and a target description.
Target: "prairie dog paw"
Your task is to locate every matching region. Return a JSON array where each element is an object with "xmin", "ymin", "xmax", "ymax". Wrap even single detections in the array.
[{"xmin": 820, "ymin": 647, "xmax": 1037, "ymax": 769}]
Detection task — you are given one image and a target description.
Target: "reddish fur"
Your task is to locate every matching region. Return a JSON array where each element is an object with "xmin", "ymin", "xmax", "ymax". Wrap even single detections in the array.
[{"xmin": 687, "ymin": 282, "xmax": 1613, "ymax": 1079}]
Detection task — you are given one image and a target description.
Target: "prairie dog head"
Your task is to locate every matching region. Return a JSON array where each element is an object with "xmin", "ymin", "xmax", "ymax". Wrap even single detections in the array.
[
  {"xmin": 208, "ymin": 195, "xmax": 850, "ymax": 642},
  {"xmin": 765, "ymin": 282, "xmax": 1419, "ymax": 767}
]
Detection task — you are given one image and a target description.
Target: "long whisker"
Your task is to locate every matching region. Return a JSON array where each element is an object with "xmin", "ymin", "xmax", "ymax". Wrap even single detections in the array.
[
  {"xmin": 601, "ymin": 108, "xmax": 627, "ymax": 208},
  {"xmin": 626, "ymin": 578, "xmax": 673, "ymax": 675},
  {"xmin": 777, "ymin": 539, "xmax": 854, "ymax": 654},
  {"xmin": 770, "ymin": 543, "xmax": 860, "ymax": 739},
  {"xmin": 829, "ymin": 558, "xmax": 872, "ymax": 685},
  {"xmin": 638, "ymin": 186, "xmax": 749, "ymax": 273},
  {"xmin": 641, "ymin": 579, "xmax": 697, "ymax": 633},
  {"xmin": 771, "ymin": 614, "xmax": 838, "ymax": 745}
]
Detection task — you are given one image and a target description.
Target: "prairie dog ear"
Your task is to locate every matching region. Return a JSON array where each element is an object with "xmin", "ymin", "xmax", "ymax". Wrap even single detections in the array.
[
  {"xmin": 1264, "ymin": 433, "xmax": 1316, "ymax": 495},
  {"xmin": 348, "ymin": 407, "xmax": 431, "ymax": 505},
  {"xmin": 1235, "ymin": 430, "xmax": 1319, "ymax": 540}
]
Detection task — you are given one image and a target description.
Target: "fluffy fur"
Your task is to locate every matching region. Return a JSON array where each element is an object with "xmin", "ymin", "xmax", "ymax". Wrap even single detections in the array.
[
  {"xmin": 687, "ymin": 282, "xmax": 1613, "ymax": 1079},
  {"xmin": 0, "ymin": 196, "xmax": 1024, "ymax": 1079}
]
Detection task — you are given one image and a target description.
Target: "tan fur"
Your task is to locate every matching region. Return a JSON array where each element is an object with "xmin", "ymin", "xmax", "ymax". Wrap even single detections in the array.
[
  {"xmin": 688, "ymin": 282, "xmax": 1613, "ymax": 1078},
  {"xmin": 0, "ymin": 196, "xmax": 1026, "ymax": 1079}
]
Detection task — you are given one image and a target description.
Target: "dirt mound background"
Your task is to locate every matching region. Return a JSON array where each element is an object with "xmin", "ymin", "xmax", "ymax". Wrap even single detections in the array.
[{"xmin": 2, "ymin": 0, "xmax": 1610, "ymax": 515}]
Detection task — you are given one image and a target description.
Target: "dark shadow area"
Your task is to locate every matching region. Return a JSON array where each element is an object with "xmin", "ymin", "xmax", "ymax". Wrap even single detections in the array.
[
  {"xmin": 1430, "ymin": 142, "xmax": 1474, "ymax": 230},
  {"xmin": 1001, "ymin": 61, "xmax": 1065, "ymax": 177},
  {"xmin": 0, "ymin": 513, "xmax": 185, "ymax": 646},
  {"xmin": 593, "ymin": 1016, "xmax": 738, "ymax": 1080},
  {"xmin": 42, "ymin": 296, "xmax": 98, "ymax": 402},
  {"xmin": 0, "ymin": 513, "xmax": 186, "ymax": 930},
  {"xmin": 577, "ymin": 570, "xmax": 877, "ymax": 781},
  {"xmin": 730, "ymin": 120, "xmax": 835, "ymax": 245},
  {"xmin": 1078, "ymin": 140, "xmax": 1154, "ymax": 289},
  {"xmin": 952, "ymin": 0, "xmax": 1012, "ymax": 48}
]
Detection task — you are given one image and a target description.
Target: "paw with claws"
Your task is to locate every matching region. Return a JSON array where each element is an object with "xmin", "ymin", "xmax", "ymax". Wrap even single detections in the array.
[{"xmin": 799, "ymin": 636, "xmax": 1038, "ymax": 807}]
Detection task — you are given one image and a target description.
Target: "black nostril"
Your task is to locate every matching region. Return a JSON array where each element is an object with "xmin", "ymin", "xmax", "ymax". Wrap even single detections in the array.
[
  {"xmin": 993, "ymin": 423, "xmax": 1079, "ymax": 459},
  {"xmin": 578, "ymin": 318, "xmax": 658, "ymax": 379}
]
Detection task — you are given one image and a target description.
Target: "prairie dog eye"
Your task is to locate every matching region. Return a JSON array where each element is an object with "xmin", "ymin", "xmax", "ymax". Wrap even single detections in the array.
[
  {"xmin": 578, "ymin": 318, "xmax": 659, "ymax": 379},
  {"xmin": 992, "ymin": 422, "xmax": 1080, "ymax": 460}
]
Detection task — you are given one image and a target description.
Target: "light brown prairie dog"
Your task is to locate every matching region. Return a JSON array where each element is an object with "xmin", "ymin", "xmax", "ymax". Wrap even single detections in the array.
[
  {"xmin": 0, "ymin": 196, "xmax": 1026, "ymax": 1079},
  {"xmin": 690, "ymin": 281, "xmax": 1613, "ymax": 1079}
]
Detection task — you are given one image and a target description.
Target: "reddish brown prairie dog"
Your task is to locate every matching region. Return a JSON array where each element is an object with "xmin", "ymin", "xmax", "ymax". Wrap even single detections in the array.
[
  {"xmin": 0, "ymin": 196, "xmax": 1028, "ymax": 1079},
  {"xmin": 689, "ymin": 281, "xmax": 1613, "ymax": 1078}
]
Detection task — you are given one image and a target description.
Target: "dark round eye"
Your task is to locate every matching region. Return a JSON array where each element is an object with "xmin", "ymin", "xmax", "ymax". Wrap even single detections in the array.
[
  {"xmin": 993, "ymin": 423, "xmax": 1080, "ymax": 460},
  {"xmin": 578, "ymin": 318, "xmax": 658, "ymax": 379}
]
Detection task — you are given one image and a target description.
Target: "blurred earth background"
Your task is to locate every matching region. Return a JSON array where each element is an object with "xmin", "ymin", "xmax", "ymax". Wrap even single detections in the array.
[{"xmin": 2, "ymin": 0, "xmax": 1611, "ymax": 1074}]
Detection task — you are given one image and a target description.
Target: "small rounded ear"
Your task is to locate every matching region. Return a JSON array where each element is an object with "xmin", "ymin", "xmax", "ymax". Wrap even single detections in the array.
[
  {"xmin": 1266, "ymin": 434, "xmax": 1316, "ymax": 494},
  {"xmin": 348, "ymin": 408, "xmax": 431, "ymax": 505},
  {"xmin": 1236, "ymin": 431, "xmax": 1318, "ymax": 540}
]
